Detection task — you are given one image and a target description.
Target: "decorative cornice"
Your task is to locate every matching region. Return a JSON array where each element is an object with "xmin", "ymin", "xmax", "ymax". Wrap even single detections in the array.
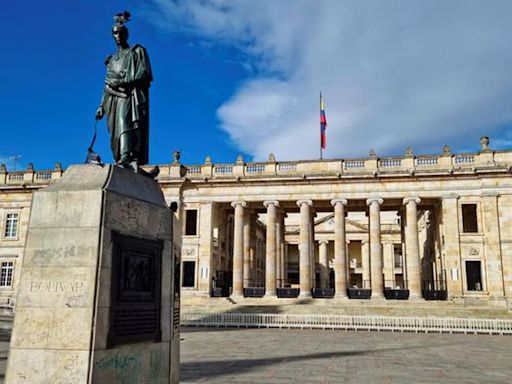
[
  {"xmin": 441, "ymin": 193, "xmax": 459, "ymax": 200},
  {"xmin": 480, "ymin": 191, "xmax": 500, "ymax": 197}
]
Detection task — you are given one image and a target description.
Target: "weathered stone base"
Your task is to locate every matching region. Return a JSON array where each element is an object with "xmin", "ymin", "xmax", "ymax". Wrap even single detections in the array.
[{"xmin": 6, "ymin": 165, "xmax": 179, "ymax": 384}]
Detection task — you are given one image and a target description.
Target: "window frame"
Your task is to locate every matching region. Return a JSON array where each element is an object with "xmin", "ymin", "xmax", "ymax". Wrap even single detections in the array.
[
  {"xmin": 181, "ymin": 260, "xmax": 196, "ymax": 288},
  {"xmin": 3, "ymin": 211, "xmax": 20, "ymax": 240},
  {"xmin": 0, "ymin": 261, "xmax": 14, "ymax": 288},
  {"xmin": 461, "ymin": 203, "xmax": 479, "ymax": 234},
  {"xmin": 184, "ymin": 209, "xmax": 198, "ymax": 237}
]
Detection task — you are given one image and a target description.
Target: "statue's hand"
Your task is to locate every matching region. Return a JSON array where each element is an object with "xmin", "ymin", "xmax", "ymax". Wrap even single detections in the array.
[
  {"xmin": 95, "ymin": 106, "xmax": 104, "ymax": 120},
  {"xmin": 106, "ymin": 78, "xmax": 124, "ymax": 89}
]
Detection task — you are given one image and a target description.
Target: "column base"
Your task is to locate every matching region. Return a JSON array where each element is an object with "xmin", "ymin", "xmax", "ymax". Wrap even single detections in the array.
[
  {"xmin": 231, "ymin": 290, "xmax": 244, "ymax": 297},
  {"xmin": 299, "ymin": 291, "xmax": 312, "ymax": 298},
  {"xmin": 229, "ymin": 294, "xmax": 244, "ymax": 301},
  {"xmin": 264, "ymin": 292, "xmax": 277, "ymax": 298}
]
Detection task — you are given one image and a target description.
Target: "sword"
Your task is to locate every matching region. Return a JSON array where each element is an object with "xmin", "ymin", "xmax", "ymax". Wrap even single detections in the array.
[{"xmin": 85, "ymin": 120, "xmax": 104, "ymax": 166}]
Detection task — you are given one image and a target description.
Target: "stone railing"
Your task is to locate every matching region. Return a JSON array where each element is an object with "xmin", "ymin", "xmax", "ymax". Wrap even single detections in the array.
[
  {"xmin": 2, "ymin": 147, "xmax": 510, "ymax": 186},
  {"xmin": 0, "ymin": 164, "xmax": 63, "ymax": 186},
  {"xmin": 174, "ymin": 149, "xmax": 511, "ymax": 180},
  {"xmin": 182, "ymin": 312, "xmax": 512, "ymax": 335}
]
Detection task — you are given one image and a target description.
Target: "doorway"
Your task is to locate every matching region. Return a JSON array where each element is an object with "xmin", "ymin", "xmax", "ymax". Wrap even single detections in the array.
[{"xmin": 465, "ymin": 261, "xmax": 482, "ymax": 291}]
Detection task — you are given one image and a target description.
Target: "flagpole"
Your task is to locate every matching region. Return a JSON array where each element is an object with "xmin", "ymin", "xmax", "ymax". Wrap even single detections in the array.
[{"xmin": 320, "ymin": 92, "xmax": 323, "ymax": 160}]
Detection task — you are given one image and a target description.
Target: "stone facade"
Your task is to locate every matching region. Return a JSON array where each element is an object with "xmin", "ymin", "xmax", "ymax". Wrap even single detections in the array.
[{"xmin": 1, "ymin": 139, "xmax": 511, "ymax": 307}]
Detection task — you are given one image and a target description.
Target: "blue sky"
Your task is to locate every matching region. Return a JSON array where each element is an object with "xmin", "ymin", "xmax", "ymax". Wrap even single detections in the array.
[{"xmin": 2, "ymin": 1, "xmax": 512, "ymax": 171}]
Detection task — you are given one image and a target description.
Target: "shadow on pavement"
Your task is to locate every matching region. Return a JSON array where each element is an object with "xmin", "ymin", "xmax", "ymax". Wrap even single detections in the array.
[{"xmin": 180, "ymin": 341, "xmax": 453, "ymax": 381}]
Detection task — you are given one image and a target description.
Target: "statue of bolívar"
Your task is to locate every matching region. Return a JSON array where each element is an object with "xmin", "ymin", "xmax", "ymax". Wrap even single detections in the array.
[{"xmin": 95, "ymin": 11, "xmax": 153, "ymax": 172}]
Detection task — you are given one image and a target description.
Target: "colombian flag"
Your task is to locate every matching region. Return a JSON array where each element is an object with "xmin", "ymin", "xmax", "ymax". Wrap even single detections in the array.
[{"xmin": 320, "ymin": 94, "xmax": 327, "ymax": 149}]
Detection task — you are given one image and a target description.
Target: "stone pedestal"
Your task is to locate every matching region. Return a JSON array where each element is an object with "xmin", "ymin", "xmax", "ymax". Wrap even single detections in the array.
[{"xmin": 6, "ymin": 165, "xmax": 180, "ymax": 384}]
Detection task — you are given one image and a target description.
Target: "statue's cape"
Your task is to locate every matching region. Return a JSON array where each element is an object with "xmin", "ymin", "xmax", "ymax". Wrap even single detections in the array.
[{"xmin": 124, "ymin": 44, "xmax": 153, "ymax": 86}]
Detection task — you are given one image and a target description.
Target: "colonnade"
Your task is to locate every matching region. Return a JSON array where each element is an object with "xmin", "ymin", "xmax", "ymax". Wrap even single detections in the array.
[{"xmin": 230, "ymin": 197, "xmax": 423, "ymax": 299}]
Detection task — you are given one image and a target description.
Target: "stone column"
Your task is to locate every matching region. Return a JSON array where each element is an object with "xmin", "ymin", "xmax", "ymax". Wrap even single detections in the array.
[
  {"xmin": 249, "ymin": 215, "xmax": 257, "ymax": 286},
  {"xmin": 198, "ymin": 202, "xmax": 215, "ymax": 294},
  {"xmin": 280, "ymin": 214, "xmax": 286, "ymax": 287},
  {"xmin": 404, "ymin": 197, "xmax": 422, "ymax": 298},
  {"xmin": 367, "ymin": 198, "xmax": 384, "ymax": 297},
  {"xmin": 283, "ymin": 242, "xmax": 288, "ymax": 286},
  {"xmin": 319, "ymin": 240, "xmax": 329, "ymax": 288},
  {"xmin": 441, "ymin": 195, "xmax": 462, "ymax": 297},
  {"xmin": 331, "ymin": 199, "xmax": 348, "ymax": 298},
  {"xmin": 255, "ymin": 239, "xmax": 262, "ymax": 286},
  {"xmin": 264, "ymin": 200, "xmax": 279, "ymax": 296},
  {"xmin": 297, "ymin": 200, "xmax": 313, "ymax": 297},
  {"xmin": 243, "ymin": 208, "xmax": 252, "ymax": 288},
  {"xmin": 310, "ymin": 210, "xmax": 316, "ymax": 289},
  {"xmin": 383, "ymin": 242, "xmax": 395, "ymax": 289},
  {"xmin": 481, "ymin": 192, "xmax": 505, "ymax": 297},
  {"xmin": 275, "ymin": 211, "xmax": 283, "ymax": 288},
  {"xmin": 362, "ymin": 240, "xmax": 370, "ymax": 288},
  {"xmin": 231, "ymin": 201, "xmax": 246, "ymax": 297}
]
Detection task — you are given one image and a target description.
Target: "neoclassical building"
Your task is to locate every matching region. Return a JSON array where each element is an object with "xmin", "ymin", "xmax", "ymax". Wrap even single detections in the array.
[{"xmin": 0, "ymin": 137, "xmax": 511, "ymax": 307}]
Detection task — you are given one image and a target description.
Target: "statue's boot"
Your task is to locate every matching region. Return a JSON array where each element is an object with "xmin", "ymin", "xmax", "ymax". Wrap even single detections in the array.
[{"xmin": 128, "ymin": 160, "xmax": 160, "ymax": 179}]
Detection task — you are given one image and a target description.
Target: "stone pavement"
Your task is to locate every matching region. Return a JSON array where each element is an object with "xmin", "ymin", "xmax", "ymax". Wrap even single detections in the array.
[
  {"xmin": 0, "ymin": 322, "xmax": 510, "ymax": 383},
  {"xmin": 181, "ymin": 327, "xmax": 512, "ymax": 384}
]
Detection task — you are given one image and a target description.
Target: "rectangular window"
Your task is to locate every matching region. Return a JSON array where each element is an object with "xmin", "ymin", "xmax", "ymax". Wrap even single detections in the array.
[
  {"xmin": 182, "ymin": 261, "xmax": 195, "ymax": 287},
  {"xmin": 185, "ymin": 210, "xmax": 198, "ymax": 236},
  {"xmin": 462, "ymin": 204, "xmax": 478, "ymax": 233},
  {"xmin": 0, "ymin": 262, "xmax": 13, "ymax": 287},
  {"xmin": 466, "ymin": 261, "xmax": 482, "ymax": 291},
  {"xmin": 4, "ymin": 213, "xmax": 19, "ymax": 239}
]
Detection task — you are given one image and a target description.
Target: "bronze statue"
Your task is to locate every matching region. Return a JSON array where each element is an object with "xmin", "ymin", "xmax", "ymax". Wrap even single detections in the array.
[{"xmin": 96, "ymin": 11, "xmax": 154, "ymax": 174}]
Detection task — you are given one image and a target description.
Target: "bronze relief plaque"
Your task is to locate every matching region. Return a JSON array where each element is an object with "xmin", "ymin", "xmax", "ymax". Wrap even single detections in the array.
[{"xmin": 108, "ymin": 232, "xmax": 162, "ymax": 347}]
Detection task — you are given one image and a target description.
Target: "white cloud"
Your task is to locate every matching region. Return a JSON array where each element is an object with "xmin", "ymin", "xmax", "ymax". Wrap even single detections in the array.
[{"xmin": 151, "ymin": 0, "xmax": 512, "ymax": 160}]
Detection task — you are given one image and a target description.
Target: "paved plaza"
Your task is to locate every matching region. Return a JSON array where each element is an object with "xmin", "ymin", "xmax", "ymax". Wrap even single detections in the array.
[
  {"xmin": 0, "ymin": 322, "xmax": 511, "ymax": 383},
  {"xmin": 181, "ymin": 327, "xmax": 512, "ymax": 384}
]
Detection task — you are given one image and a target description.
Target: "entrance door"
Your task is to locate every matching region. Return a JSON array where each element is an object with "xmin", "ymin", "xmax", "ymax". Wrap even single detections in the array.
[{"xmin": 465, "ymin": 261, "xmax": 482, "ymax": 291}]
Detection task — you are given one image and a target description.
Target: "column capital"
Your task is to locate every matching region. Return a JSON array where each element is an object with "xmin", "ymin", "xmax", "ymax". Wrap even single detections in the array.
[
  {"xmin": 263, "ymin": 200, "xmax": 279, "ymax": 208},
  {"xmin": 403, "ymin": 197, "xmax": 421, "ymax": 205},
  {"xmin": 296, "ymin": 199, "xmax": 313, "ymax": 207},
  {"xmin": 331, "ymin": 198, "xmax": 348, "ymax": 207},
  {"xmin": 231, "ymin": 201, "xmax": 247, "ymax": 208},
  {"xmin": 318, "ymin": 239, "xmax": 329, "ymax": 245},
  {"xmin": 366, "ymin": 197, "xmax": 383, "ymax": 206}
]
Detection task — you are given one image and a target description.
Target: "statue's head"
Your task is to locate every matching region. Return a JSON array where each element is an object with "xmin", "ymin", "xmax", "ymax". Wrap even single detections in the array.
[{"xmin": 112, "ymin": 11, "xmax": 130, "ymax": 47}]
